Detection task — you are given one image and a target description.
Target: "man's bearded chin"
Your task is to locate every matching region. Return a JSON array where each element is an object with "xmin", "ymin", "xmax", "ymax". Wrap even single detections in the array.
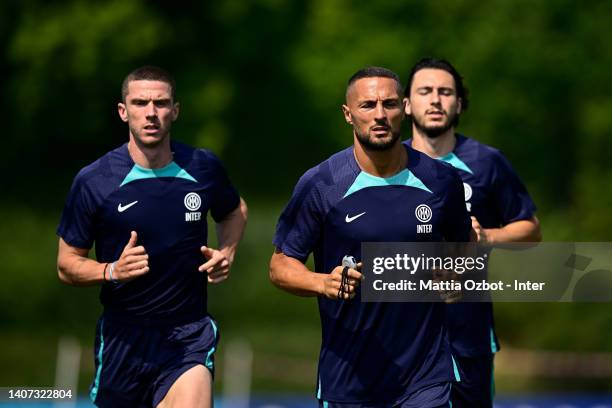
[
  {"xmin": 356, "ymin": 129, "xmax": 401, "ymax": 151},
  {"xmin": 412, "ymin": 114, "xmax": 456, "ymax": 138}
]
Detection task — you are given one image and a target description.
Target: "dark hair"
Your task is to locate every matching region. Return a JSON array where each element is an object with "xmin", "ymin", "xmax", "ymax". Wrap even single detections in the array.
[
  {"xmin": 405, "ymin": 58, "xmax": 469, "ymax": 112},
  {"xmin": 121, "ymin": 66, "xmax": 176, "ymax": 102},
  {"xmin": 346, "ymin": 66, "xmax": 403, "ymax": 99}
]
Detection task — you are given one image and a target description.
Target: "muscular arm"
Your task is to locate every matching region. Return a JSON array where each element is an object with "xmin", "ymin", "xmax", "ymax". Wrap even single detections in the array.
[
  {"xmin": 57, "ymin": 232, "xmax": 149, "ymax": 286},
  {"xmin": 269, "ymin": 250, "xmax": 324, "ymax": 297},
  {"xmin": 472, "ymin": 215, "xmax": 542, "ymax": 244},
  {"xmin": 269, "ymin": 249, "xmax": 362, "ymax": 299},
  {"xmin": 57, "ymin": 238, "xmax": 104, "ymax": 286},
  {"xmin": 200, "ymin": 197, "xmax": 248, "ymax": 283}
]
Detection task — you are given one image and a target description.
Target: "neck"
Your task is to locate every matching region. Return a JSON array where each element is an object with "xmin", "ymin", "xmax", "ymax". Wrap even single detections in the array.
[
  {"xmin": 353, "ymin": 135, "xmax": 407, "ymax": 178},
  {"xmin": 411, "ymin": 127, "xmax": 456, "ymax": 158},
  {"xmin": 127, "ymin": 134, "xmax": 173, "ymax": 169}
]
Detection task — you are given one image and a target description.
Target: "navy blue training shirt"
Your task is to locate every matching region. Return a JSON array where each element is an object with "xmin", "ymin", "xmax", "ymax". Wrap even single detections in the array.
[
  {"xmin": 406, "ymin": 134, "xmax": 537, "ymax": 357},
  {"xmin": 57, "ymin": 141, "xmax": 240, "ymax": 324},
  {"xmin": 273, "ymin": 144, "xmax": 471, "ymax": 404}
]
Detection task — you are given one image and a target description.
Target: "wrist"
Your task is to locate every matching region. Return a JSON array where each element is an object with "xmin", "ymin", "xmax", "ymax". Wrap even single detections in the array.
[
  {"xmin": 219, "ymin": 246, "xmax": 236, "ymax": 264},
  {"xmin": 484, "ymin": 228, "xmax": 499, "ymax": 244},
  {"xmin": 108, "ymin": 261, "xmax": 119, "ymax": 283},
  {"xmin": 314, "ymin": 272, "xmax": 326, "ymax": 296}
]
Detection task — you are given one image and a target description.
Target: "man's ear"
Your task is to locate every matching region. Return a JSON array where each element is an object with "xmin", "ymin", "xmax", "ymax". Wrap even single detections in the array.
[
  {"xmin": 403, "ymin": 97, "xmax": 411, "ymax": 116},
  {"xmin": 342, "ymin": 104, "xmax": 352, "ymax": 125},
  {"xmin": 172, "ymin": 102, "xmax": 180, "ymax": 121},
  {"xmin": 118, "ymin": 102, "xmax": 128, "ymax": 122}
]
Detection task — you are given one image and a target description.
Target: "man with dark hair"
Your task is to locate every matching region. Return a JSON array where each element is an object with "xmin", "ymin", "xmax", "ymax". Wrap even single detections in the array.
[
  {"xmin": 346, "ymin": 66, "xmax": 404, "ymax": 101},
  {"xmin": 270, "ymin": 67, "xmax": 471, "ymax": 407},
  {"xmin": 404, "ymin": 57, "xmax": 541, "ymax": 407},
  {"xmin": 57, "ymin": 66, "xmax": 248, "ymax": 408},
  {"xmin": 405, "ymin": 58, "xmax": 469, "ymax": 129},
  {"xmin": 121, "ymin": 65, "xmax": 177, "ymax": 102}
]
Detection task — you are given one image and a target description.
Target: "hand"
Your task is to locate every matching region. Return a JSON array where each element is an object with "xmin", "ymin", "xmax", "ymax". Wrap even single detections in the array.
[
  {"xmin": 112, "ymin": 231, "xmax": 149, "ymax": 282},
  {"xmin": 321, "ymin": 264, "xmax": 362, "ymax": 300},
  {"xmin": 432, "ymin": 268, "xmax": 462, "ymax": 303},
  {"xmin": 199, "ymin": 246, "xmax": 231, "ymax": 284},
  {"xmin": 471, "ymin": 216, "xmax": 491, "ymax": 244}
]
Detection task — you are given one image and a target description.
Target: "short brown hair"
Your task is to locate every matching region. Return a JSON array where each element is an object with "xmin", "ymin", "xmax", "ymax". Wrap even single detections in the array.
[{"xmin": 121, "ymin": 66, "xmax": 176, "ymax": 102}]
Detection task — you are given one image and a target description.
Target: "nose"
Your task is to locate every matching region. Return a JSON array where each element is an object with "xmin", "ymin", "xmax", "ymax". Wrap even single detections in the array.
[
  {"xmin": 145, "ymin": 101, "xmax": 157, "ymax": 117},
  {"xmin": 374, "ymin": 101, "xmax": 386, "ymax": 120},
  {"xmin": 430, "ymin": 91, "xmax": 441, "ymax": 106}
]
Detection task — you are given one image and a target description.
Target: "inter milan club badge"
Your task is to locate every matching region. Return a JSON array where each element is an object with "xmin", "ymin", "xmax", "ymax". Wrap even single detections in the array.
[
  {"xmin": 184, "ymin": 192, "xmax": 202, "ymax": 221},
  {"xmin": 415, "ymin": 204, "xmax": 433, "ymax": 233}
]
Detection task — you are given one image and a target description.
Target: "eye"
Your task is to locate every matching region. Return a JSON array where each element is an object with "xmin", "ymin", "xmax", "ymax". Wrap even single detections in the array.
[
  {"xmin": 360, "ymin": 101, "xmax": 376, "ymax": 109},
  {"xmin": 154, "ymin": 100, "xmax": 171, "ymax": 108},
  {"xmin": 384, "ymin": 100, "xmax": 399, "ymax": 108}
]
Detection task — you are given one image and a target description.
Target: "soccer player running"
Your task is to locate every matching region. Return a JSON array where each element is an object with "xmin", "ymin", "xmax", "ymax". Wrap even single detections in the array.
[
  {"xmin": 270, "ymin": 67, "xmax": 471, "ymax": 407},
  {"xmin": 404, "ymin": 58, "xmax": 542, "ymax": 407},
  {"xmin": 56, "ymin": 66, "xmax": 247, "ymax": 408}
]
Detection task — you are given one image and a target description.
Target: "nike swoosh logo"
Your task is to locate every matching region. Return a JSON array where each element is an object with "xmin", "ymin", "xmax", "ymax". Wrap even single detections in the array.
[
  {"xmin": 345, "ymin": 212, "xmax": 366, "ymax": 223},
  {"xmin": 117, "ymin": 201, "xmax": 138, "ymax": 213}
]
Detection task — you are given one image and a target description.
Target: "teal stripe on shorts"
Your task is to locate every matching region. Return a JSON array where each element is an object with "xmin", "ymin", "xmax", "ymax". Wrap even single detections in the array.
[{"xmin": 89, "ymin": 319, "xmax": 105, "ymax": 402}]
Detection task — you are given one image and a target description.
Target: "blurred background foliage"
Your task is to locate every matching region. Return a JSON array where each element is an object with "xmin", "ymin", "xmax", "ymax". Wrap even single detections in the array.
[{"xmin": 1, "ymin": 0, "xmax": 612, "ymax": 397}]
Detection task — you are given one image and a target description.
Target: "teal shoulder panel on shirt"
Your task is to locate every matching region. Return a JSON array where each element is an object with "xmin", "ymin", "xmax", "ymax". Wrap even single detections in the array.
[
  {"xmin": 343, "ymin": 168, "xmax": 433, "ymax": 198},
  {"xmin": 438, "ymin": 152, "xmax": 474, "ymax": 175},
  {"xmin": 120, "ymin": 161, "xmax": 197, "ymax": 187}
]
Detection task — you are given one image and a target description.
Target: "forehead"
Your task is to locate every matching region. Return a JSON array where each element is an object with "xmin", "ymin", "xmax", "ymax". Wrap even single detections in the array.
[
  {"xmin": 349, "ymin": 77, "xmax": 400, "ymax": 101},
  {"xmin": 411, "ymin": 69, "xmax": 456, "ymax": 90},
  {"xmin": 126, "ymin": 80, "xmax": 172, "ymax": 100}
]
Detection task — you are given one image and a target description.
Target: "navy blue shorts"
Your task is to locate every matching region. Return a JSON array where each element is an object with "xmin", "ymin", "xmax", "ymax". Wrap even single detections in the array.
[
  {"xmin": 318, "ymin": 381, "xmax": 452, "ymax": 408},
  {"xmin": 451, "ymin": 354, "xmax": 494, "ymax": 408},
  {"xmin": 89, "ymin": 314, "xmax": 219, "ymax": 408}
]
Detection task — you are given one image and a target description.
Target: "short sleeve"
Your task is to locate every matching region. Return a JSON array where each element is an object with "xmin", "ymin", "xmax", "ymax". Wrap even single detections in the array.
[
  {"xmin": 206, "ymin": 152, "xmax": 241, "ymax": 223},
  {"xmin": 442, "ymin": 170, "xmax": 472, "ymax": 242},
  {"xmin": 272, "ymin": 169, "xmax": 325, "ymax": 262},
  {"xmin": 491, "ymin": 152, "xmax": 537, "ymax": 224},
  {"xmin": 56, "ymin": 175, "xmax": 97, "ymax": 249}
]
